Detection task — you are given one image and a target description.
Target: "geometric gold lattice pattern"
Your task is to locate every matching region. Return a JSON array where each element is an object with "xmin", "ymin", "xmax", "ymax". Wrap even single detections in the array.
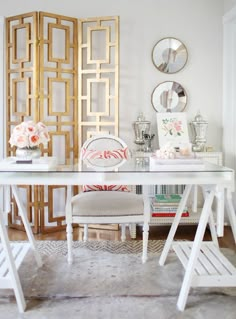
[
  {"xmin": 39, "ymin": 12, "xmax": 78, "ymax": 164},
  {"xmin": 6, "ymin": 12, "xmax": 39, "ymax": 143},
  {"xmin": 6, "ymin": 12, "xmax": 78, "ymax": 233},
  {"xmin": 78, "ymin": 16, "xmax": 119, "ymax": 149}
]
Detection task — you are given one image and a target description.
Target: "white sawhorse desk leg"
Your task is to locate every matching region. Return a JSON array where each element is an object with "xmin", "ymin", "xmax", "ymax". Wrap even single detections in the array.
[
  {"xmin": 0, "ymin": 211, "xmax": 26, "ymax": 313},
  {"xmin": 201, "ymin": 186, "xmax": 219, "ymax": 248},
  {"xmin": 11, "ymin": 185, "xmax": 42, "ymax": 267},
  {"xmin": 215, "ymin": 186, "xmax": 225, "ymax": 237},
  {"xmin": 177, "ymin": 188, "xmax": 215, "ymax": 311},
  {"xmin": 159, "ymin": 184, "xmax": 193, "ymax": 266},
  {"xmin": 0, "ymin": 185, "xmax": 43, "ymax": 312},
  {"xmin": 159, "ymin": 185, "xmax": 216, "ymax": 311},
  {"xmin": 225, "ymin": 189, "xmax": 236, "ymax": 243},
  {"xmin": 192, "ymin": 184, "xmax": 223, "ymax": 240}
]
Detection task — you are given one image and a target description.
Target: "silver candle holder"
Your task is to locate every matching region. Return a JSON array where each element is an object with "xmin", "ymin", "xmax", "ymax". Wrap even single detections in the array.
[{"xmin": 143, "ymin": 133, "xmax": 155, "ymax": 152}]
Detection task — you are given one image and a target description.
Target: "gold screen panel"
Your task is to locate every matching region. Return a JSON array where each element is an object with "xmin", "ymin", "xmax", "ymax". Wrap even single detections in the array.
[
  {"xmin": 12, "ymin": 23, "xmax": 30, "ymax": 63},
  {"xmin": 12, "ymin": 78, "xmax": 30, "ymax": 115},
  {"xmin": 6, "ymin": 12, "xmax": 39, "ymax": 150},
  {"xmin": 78, "ymin": 16, "xmax": 119, "ymax": 147},
  {"xmin": 48, "ymin": 23, "xmax": 70, "ymax": 63},
  {"xmin": 48, "ymin": 78, "xmax": 70, "ymax": 115},
  {"xmin": 88, "ymin": 26, "xmax": 109, "ymax": 63},
  {"xmin": 87, "ymin": 78, "xmax": 109, "ymax": 116},
  {"xmin": 38, "ymin": 12, "xmax": 78, "ymax": 232},
  {"xmin": 39, "ymin": 11, "xmax": 78, "ymax": 163},
  {"xmin": 39, "ymin": 186, "xmax": 67, "ymax": 233}
]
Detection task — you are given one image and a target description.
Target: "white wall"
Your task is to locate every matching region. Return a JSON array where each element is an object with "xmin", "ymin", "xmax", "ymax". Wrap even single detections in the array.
[
  {"xmin": 223, "ymin": 4, "xmax": 236, "ymax": 174},
  {"xmin": 224, "ymin": 0, "xmax": 236, "ymax": 12},
  {"xmin": 0, "ymin": 0, "xmax": 224, "ymax": 152}
]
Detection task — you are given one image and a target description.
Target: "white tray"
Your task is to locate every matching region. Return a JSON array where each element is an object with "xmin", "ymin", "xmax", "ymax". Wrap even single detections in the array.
[
  {"xmin": 0, "ymin": 157, "xmax": 57, "ymax": 171},
  {"xmin": 149, "ymin": 156, "xmax": 205, "ymax": 171}
]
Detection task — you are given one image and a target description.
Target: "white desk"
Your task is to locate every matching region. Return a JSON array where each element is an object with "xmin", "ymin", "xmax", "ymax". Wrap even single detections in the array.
[{"xmin": 0, "ymin": 158, "xmax": 235, "ymax": 312}]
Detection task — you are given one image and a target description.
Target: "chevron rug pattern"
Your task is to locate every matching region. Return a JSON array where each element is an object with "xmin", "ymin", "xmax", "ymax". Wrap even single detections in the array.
[{"xmin": 34, "ymin": 239, "xmax": 166, "ymax": 256}]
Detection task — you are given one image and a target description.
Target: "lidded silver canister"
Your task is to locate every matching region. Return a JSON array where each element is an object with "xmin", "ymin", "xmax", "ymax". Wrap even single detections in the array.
[
  {"xmin": 132, "ymin": 113, "xmax": 151, "ymax": 148},
  {"xmin": 191, "ymin": 112, "xmax": 208, "ymax": 152}
]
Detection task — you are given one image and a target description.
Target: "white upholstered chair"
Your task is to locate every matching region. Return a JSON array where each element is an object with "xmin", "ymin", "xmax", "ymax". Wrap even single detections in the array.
[{"xmin": 66, "ymin": 134, "xmax": 150, "ymax": 264}]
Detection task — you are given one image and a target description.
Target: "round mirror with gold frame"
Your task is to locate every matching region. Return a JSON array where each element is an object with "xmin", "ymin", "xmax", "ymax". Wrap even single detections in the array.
[
  {"xmin": 152, "ymin": 38, "xmax": 188, "ymax": 74},
  {"xmin": 151, "ymin": 81, "xmax": 187, "ymax": 113}
]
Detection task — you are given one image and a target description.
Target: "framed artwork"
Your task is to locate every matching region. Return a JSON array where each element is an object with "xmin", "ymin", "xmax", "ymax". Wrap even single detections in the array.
[{"xmin": 156, "ymin": 112, "xmax": 189, "ymax": 148}]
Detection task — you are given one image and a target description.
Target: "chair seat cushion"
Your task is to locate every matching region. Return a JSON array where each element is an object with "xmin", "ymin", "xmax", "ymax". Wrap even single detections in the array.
[{"xmin": 71, "ymin": 191, "xmax": 144, "ymax": 217}]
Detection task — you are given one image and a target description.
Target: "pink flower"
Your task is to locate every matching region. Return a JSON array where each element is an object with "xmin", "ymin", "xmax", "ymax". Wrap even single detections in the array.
[
  {"xmin": 173, "ymin": 120, "xmax": 182, "ymax": 132},
  {"xmin": 15, "ymin": 135, "xmax": 29, "ymax": 148},
  {"xmin": 9, "ymin": 121, "xmax": 50, "ymax": 149},
  {"xmin": 29, "ymin": 134, "xmax": 40, "ymax": 147}
]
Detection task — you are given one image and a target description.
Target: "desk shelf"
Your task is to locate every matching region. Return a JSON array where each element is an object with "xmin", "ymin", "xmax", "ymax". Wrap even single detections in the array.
[
  {"xmin": 133, "ymin": 151, "xmax": 223, "ymax": 226},
  {"xmin": 0, "ymin": 243, "xmax": 30, "ymax": 289},
  {"xmin": 172, "ymin": 241, "xmax": 236, "ymax": 287}
]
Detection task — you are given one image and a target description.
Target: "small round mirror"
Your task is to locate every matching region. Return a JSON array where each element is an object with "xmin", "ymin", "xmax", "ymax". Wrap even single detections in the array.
[
  {"xmin": 151, "ymin": 81, "xmax": 187, "ymax": 113},
  {"xmin": 152, "ymin": 38, "xmax": 188, "ymax": 74}
]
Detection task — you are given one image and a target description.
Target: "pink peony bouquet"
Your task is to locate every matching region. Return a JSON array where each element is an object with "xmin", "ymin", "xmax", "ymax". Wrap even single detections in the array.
[{"xmin": 9, "ymin": 121, "xmax": 50, "ymax": 149}]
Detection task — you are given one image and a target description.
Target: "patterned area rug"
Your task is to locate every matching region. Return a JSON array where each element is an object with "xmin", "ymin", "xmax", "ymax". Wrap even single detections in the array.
[
  {"xmin": 35, "ymin": 239, "xmax": 166, "ymax": 256},
  {"xmin": 1, "ymin": 240, "xmax": 236, "ymax": 318}
]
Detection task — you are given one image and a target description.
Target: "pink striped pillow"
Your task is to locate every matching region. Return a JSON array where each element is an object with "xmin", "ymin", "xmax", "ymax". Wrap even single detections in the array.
[
  {"xmin": 82, "ymin": 147, "xmax": 129, "ymax": 160},
  {"xmin": 82, "ymin": 147, "xmax": 130, "ymax": 192},
  {"xmin": 83, "ymin": 185, "xmax": 130, "ymax": 192}
]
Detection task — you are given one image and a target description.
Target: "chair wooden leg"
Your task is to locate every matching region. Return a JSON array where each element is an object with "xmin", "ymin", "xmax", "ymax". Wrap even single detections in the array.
[
  {"xmin": 83, "ymin": 224, "xmax": 88, "ymax": 242},
  {"xmin": 129, "ymin": 223, "xmax": 137, "ymax": 239},
  {"xmin": 142, "ymin": 222, "xmax": 149, "ymax": 263},
  {"xmin": 66, "ymin": 223, "xmax": 73, "ymax": 264},
  {"xmin": 121, "ymin": 224, "xmax": 126, "ymax": 242}
]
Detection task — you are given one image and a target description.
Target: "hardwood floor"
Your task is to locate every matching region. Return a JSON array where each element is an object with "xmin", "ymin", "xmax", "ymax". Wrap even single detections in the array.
[{"xmin": 6, "ymin": 225, "xmax": 236, "ymax": 251}]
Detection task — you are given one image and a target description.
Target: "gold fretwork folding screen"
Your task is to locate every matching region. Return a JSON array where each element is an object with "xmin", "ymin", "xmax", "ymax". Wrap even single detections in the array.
[{"xmin": 6, "ymin": 11, "xmax": 119, "ymax": 233}]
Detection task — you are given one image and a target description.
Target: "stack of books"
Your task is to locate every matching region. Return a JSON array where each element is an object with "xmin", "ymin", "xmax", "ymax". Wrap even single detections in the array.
[{"xmin": 151, "ymin": 194, "xmax": 189, "ymax": 217}]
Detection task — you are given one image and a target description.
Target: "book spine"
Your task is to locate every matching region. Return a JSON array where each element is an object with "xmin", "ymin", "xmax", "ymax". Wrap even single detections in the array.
[
  {"xmin": 151, "ymin": 212, "xmax": 189, "ymax": 217},
  {"xmin": 151, "ymin": 201, "xmax": 180, "ymax": 207},
  {"xmin": 154, "ymin": 194, "xmax": 182, "ymax": 203},
  {"xmin": 151, "ymin": 205, "xmax": 188, "ymax": 212},
  {"xmin": 154, "ymin": 199, "xmax": 181, "ymax": 204},
  {"xmin": 151, "ymin": 204, "xmax": 181, "ymax": 209}
]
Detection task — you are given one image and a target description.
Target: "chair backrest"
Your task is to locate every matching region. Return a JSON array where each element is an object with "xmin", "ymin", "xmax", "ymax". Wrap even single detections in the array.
[{"xmin": 80, "ymin": 134, "xmax": 129, "ymax": 171}]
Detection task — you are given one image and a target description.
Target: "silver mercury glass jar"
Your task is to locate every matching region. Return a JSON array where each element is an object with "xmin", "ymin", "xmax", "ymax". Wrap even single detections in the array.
[
  {"xmin": 16, "ymin": 147, "xmax": 41, "ymax": 160},
  {"xmin": 132, "ymin": 113, "xmax": 151, "ymax": 151},
  {"xmin": 191, "ymin": 112, "xmax": 208, "ymax": 152}
]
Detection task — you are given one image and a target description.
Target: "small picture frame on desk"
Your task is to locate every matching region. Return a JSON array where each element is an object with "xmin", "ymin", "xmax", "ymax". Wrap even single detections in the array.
[{"xmin": 156, "ymin": 112, "xmax": 189, "ymax": 148}]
